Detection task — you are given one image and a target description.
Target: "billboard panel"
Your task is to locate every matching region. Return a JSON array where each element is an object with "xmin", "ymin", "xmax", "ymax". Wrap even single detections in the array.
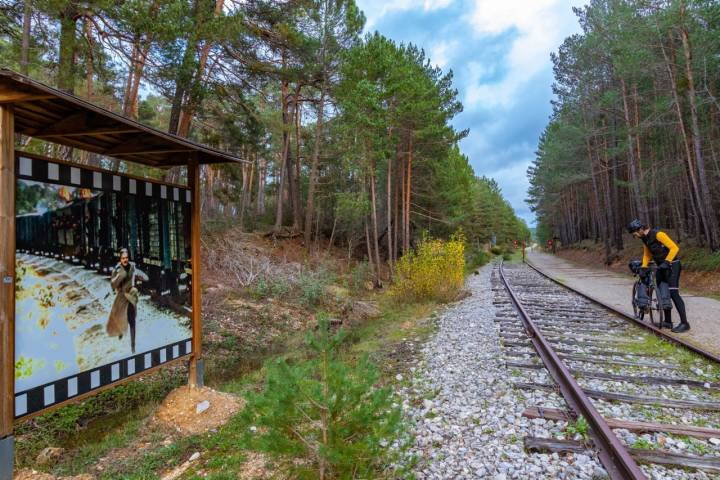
[{"xmin": 14, "ymin": 155, "xmax": 193, "ymax": 419}]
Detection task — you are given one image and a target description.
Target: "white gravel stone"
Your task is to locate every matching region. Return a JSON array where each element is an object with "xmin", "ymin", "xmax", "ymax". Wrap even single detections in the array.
[{"xmin": 398, "ymin": 263, "xmax": 601, "ymax": 478}]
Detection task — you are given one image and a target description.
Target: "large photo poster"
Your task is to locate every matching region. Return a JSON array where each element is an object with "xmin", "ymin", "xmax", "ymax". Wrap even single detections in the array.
[{"xmin": 14, "ymin": 156, "xmax": 193, "ymax": 418}]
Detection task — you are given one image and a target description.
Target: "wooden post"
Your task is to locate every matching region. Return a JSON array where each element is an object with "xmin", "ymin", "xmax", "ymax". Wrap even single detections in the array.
[
  {"xmin": 0, "ymin": 105, "xmax": 15, "ymax": 480},
  {"xmin": 187, "ymin": 156, "xmax": 203, "ymax": 387}
]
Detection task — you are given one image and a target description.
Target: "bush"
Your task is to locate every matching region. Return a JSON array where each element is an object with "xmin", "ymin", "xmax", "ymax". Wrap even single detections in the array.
[
  {"xmin": 241, "ymin": 316, "xmax": 405, "ymax": 479},
  {"xmin": 465, "ymin": 247, "xmax": 491, "ymax": 272},
  {"xmin": 347, "ymin": 261, "xmax": 373, "ymax": 292},
  {"xmin": 391, "ymin": 233, "xmax": 465, "ymax": 303},
  {"xmin": 249, "ymin": 277, "xmax": 290, "ymax": 300},
  {"xmin": 490, "ymin": 245, "xmax": 502, "ymax": 255},
  {"xmin": 298, "ymin": 273, "xmax": 325, "ymax": 307},
  {"xmin": 682, "ymin": 248, "xmax": 720, "ymax": 272}
]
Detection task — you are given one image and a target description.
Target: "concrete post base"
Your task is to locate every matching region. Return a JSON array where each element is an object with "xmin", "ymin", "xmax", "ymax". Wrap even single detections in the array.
[{"xmin": 0, "ymin": 435, "xmax": 13, "ymax": 480}]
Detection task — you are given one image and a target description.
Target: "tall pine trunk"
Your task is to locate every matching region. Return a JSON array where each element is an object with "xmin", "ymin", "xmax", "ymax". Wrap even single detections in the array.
[
  {"xmin": 305, "ymin": 88, "xmax": 325, "ymax": 248},
  {"xmin": 659, "ymin": 27, "xmax": 709, "ymax": 245},
  {"xmin": 58, "ymin": 3, "xmax": 78, "ymax": 93},
  {"xmin": 620, "ymin": 77, "xmax": 648, "ymax": 222},
  {"xmin": 679, "ymin": 6, "xmax": 719, "ymax": 249},
  {"xmin": 20, "ymin": 1, "xmax": 31, "ymax": 75},
  {"xmin": 256, "ymin": 155, "xmax": 267, "ymax": 216}
]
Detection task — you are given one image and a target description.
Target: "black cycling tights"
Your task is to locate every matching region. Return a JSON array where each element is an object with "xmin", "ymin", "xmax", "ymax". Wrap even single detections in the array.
[{"xmin": 656, "ymin": 261, "xmax": 688, "ymax": 325}]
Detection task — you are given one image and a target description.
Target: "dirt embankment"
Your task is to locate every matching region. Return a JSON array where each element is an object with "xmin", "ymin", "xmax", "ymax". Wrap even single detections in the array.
[{"xmin": 556, "ymin": 240, "xmax": 720, "ymax": 298}]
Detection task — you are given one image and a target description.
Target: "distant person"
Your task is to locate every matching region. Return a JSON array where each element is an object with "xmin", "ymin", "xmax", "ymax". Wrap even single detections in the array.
[
  {"xmin": 627, "ymin": 220, "xmax": 689, "ymax": 333},
  {"xmin": 107, "ymin": 248, "xmax": 149, "ymax": 353}
]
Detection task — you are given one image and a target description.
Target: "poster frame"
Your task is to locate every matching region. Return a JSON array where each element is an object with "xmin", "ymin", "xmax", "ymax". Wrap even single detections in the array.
[{"xmin": 9, "ymin": 151, "xmax": 199, "ymax": 422}]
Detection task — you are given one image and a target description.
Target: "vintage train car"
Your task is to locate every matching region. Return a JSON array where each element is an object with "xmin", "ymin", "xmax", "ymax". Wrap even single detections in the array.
[{"xmin": 16, "ymin": 189, "xmax": 191, "ymax": 307}]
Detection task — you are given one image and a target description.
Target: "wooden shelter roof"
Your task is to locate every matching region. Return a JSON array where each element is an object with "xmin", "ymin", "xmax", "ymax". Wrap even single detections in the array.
[{"xmin": 0, "ymin": 69, "xmax": 244, "ymax": 167}]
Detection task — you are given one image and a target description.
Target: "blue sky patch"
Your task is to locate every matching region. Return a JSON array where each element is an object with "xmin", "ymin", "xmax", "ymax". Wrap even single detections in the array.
[{"xmin": 356, "ymin": 0, "xmax": 584, "ymax": 225}]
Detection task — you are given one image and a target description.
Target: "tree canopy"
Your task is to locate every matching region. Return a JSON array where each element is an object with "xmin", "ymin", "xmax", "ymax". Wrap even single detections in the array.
[{"xmin": 0, "ymin": 0, "xmax": 529, "ymax": 278}]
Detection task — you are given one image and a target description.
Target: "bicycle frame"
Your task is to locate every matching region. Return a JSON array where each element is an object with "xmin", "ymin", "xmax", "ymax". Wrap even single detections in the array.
[{"xmin": 632, "ymin": 263, "xmax": 665, "ymax": 327}]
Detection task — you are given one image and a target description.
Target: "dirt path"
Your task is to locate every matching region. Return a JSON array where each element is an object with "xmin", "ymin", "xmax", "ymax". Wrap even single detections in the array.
[{"xmin": 527, "ymin": 250, "xmax": 720, "ymax": 356}]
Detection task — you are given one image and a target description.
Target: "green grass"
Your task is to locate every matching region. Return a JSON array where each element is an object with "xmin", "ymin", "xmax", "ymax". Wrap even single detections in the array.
[
  {"xmin": 619, "ymin": 331, "xmax": 700, "ymax": 370},
  {"xmin": 502, "ymin": 249, "xmax": 525, "ymax": 263},
  {"xmin": 51, "ymin": 414, "xmax": 148, "ymax": 476},
  {"xmin": 15, "ymin": 371, "xmax": 184, "ymax": 469},
  {"xmin": 565, "ymin": 416, "xmax": 589, "ymax": 440},
  {"xmin": 101, "ymin": 435, "xmax": 203, "ymax": 480},
  {"xmin": 631, "ymin": 438, "xmax": 656, "ymax": 450},
  {"xmin": 344, "ymin": 298, "xmax": 437, "ymax": 362},
  {"xmin": 681, "ymin": 248, "xmax": 720, "ymax": 272}
]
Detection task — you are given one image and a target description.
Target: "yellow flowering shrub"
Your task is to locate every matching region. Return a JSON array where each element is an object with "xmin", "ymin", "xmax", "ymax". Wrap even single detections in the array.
[{"xmin": 391, "ymin": 233, "xmax": 465, "ymax": 303}]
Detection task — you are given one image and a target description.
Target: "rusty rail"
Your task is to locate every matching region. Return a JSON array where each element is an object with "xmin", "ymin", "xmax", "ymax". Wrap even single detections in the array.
[
  {"xmin": 498, "ymin": 261, "xmax": 647, "ymax": 480},
  {"xmin": 524, "ymin": 258, "xmax": 720, "ymax": 365}
]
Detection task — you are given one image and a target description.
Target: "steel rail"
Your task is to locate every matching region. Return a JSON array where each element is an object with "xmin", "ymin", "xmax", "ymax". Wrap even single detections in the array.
[
  {"xmin": 498, "ymin": 261, "xmax": 647, "ymax": 480},
  {"xmin": 524, "ymin": 258, "xmax": 720, "ymax": 365}
]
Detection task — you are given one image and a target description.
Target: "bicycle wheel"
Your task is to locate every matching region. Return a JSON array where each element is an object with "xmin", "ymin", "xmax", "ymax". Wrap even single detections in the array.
[
  {"xmin": 632, "ymin": 282, "xmax": 640, "ymax": 318},
  {"xmin": 649, "ymin": 287, "xmax": 664, "ymax": 327}
]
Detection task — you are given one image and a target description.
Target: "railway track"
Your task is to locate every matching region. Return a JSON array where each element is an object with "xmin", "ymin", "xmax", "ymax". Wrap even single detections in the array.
[{"xmin": 494, "ymin": 261, "xmax": 720, "ymax": 480}]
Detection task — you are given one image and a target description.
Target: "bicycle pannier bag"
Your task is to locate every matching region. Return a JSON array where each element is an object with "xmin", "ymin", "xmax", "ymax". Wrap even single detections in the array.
[
  {"xmin": 635, "ymin": 283, "xmax": 650, "ymax": 308},
  {"xmin": 657, "ymin": 282, "xmax": 672, "ymax": 309}
]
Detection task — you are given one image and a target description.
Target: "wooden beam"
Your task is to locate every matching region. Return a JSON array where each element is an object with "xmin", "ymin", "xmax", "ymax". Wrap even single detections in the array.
[
  {"xmin": 29, "ymin": 112, "xmax": 139, "ymax": 138},
  {"xmin": 104, "ymin": 136, "xmax": 194, "ymax": 156},
  {"xmin": 46, "ymin": 128, "xmax": 140, "ymax": 138},
  {"xmin": 525, "ymin": 437, "xmax": 720, "ymax": 473},
  {"xmin": 26, "ymin": 111, "xmax": 86, "ymax": 136},
  {"xmin": 0, "ymin": 88, "xmax": 55, "ymax": 104},
  {"xmin": 188, "ymin": 156, "xmax": 203, "ymax": 387},
  {"xmin": 523, "ymin": 406, "xmax": 720, "ymax": 440},
  {"xmin": 0, "ymin": 105, "xmax": 15, "ymax": 439},
  {"xmin": 515, "ymin": 382, "xmax": 720, "ymax": 411}
]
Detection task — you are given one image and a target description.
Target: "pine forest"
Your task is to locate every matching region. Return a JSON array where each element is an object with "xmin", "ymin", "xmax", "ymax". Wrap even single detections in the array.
[{"xmin": 528, "ymin": 0, "xmax": 720, "ymax": 259}]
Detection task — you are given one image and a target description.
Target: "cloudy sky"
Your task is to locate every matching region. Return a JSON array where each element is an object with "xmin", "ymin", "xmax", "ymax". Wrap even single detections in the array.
[{"xmin": 355, "ymin": 0, "xmax": 585, "ymax": 225}]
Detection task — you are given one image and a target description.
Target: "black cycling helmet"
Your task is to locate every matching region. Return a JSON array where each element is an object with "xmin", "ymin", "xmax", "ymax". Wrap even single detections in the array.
[{"xmin": 627, "ymin": 219, "xmax": 645, "ymax": 233}]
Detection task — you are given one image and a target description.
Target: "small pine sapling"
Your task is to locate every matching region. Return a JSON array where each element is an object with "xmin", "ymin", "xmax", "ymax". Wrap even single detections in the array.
[{"xmin": 241, "ymin": 314, "xmax": 405, "ymax": 479}]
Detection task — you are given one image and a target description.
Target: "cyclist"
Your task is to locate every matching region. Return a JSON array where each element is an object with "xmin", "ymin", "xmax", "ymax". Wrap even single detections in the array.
[{"xmin": 627, "ymin": 219, "xmax": 689, "ymax": 333}]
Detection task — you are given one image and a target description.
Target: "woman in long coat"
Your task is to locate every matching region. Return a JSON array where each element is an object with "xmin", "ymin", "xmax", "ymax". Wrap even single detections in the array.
[{"xmin": 106, "ymin": 248, "xmax": 148, "ymax": 353}]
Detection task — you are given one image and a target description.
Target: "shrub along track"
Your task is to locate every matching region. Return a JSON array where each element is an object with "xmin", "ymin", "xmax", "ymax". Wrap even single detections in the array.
[{"xmin": 495, "ymin": 261, "xmax": 720, "ymax": 480}]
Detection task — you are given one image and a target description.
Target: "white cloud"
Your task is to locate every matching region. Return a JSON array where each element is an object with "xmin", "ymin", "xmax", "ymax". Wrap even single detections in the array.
[
  {"xmin": 429, "ymin": 40, "xmax": 458, "ymax": 68},
  {"xmin": 358, "ymin": 0, "xmax": 453, "ymax": 29},
  {"xmin": 423, "ymin": 0, "xmax": 453, "ymax": 11},
  {"xmin": 463, "ymin": 0, "xmax": 583, "ymax": 108},
  {"xmin": 486, "ymin": 160, "xmax": 534, "ymax": 224}
]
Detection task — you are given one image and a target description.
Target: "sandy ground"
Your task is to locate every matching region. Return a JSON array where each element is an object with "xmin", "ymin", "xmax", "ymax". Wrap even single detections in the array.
[{"xmin": 527, "ymin": 250, "xmax": 720, "ymax": 356}]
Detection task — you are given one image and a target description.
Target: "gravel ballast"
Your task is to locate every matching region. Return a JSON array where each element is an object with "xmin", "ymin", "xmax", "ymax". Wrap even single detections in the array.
[
  {"xmin": 399, "ymin": 262, "xmax": 720, "ymax": 479},
  {"xmin": 399, "ymin": 263, "xmax": 604, "ymax": 479}
]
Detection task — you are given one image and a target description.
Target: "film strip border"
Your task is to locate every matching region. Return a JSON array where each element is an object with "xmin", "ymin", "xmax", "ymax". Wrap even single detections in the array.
[
  {"xmin": 14, "ymin": 338, "xmax": 192, "ymax": 419},
  {"xmin": 15, "ymin": 155, "xmax": 192, "ymax": 203}
]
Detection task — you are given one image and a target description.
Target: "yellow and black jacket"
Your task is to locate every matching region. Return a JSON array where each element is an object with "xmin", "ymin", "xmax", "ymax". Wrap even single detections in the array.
[{"xmin": 641, "ymin": 228, "xmax": 679, "ymax": 267}]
